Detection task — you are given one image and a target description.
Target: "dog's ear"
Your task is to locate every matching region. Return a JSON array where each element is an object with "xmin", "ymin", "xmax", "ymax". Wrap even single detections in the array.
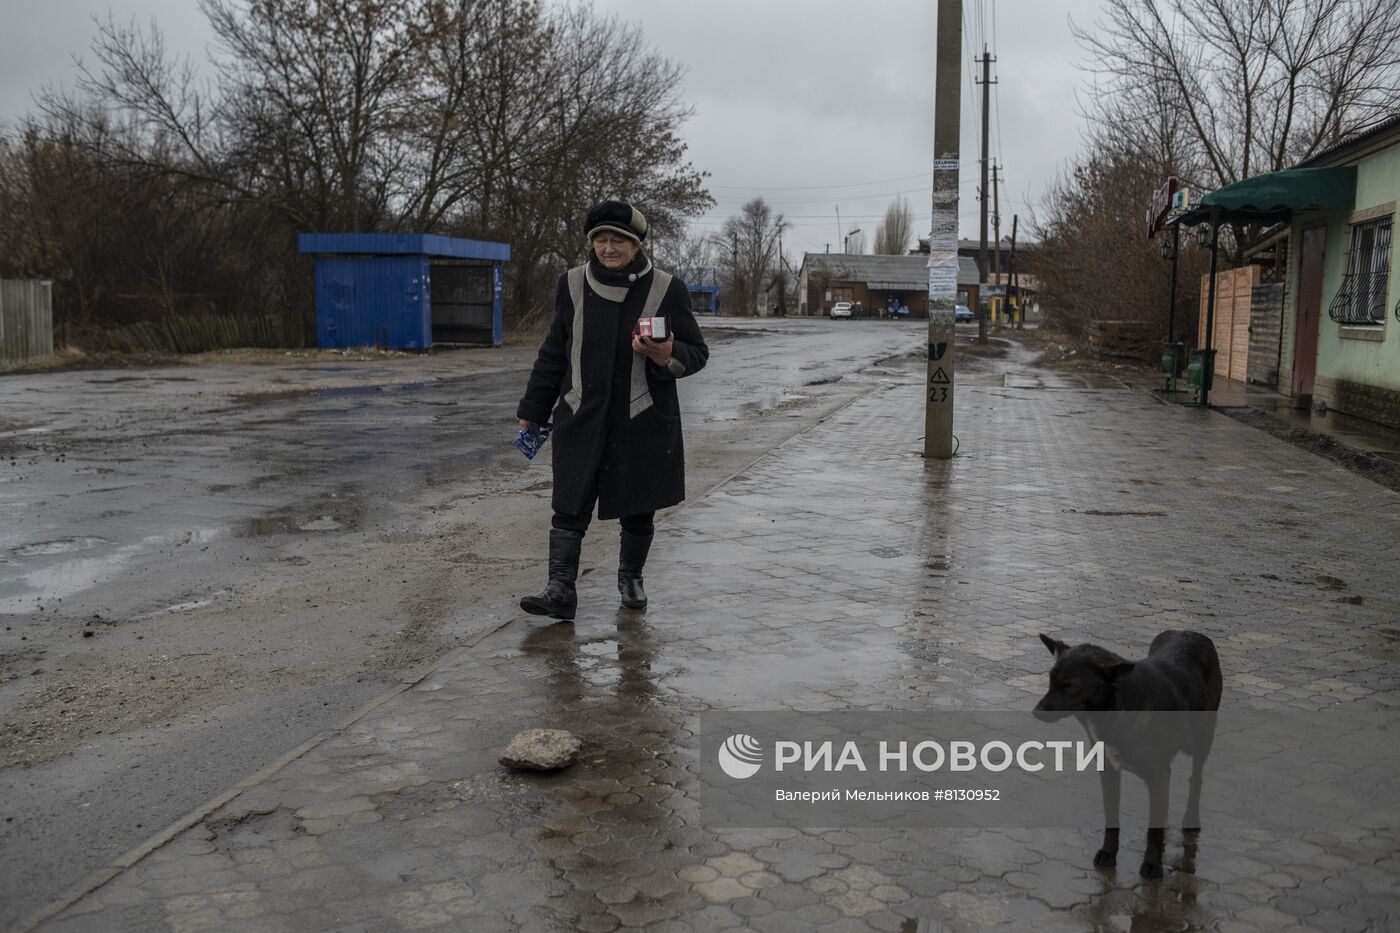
[
  {"xmin": 1104, "ymin": 662, "xmax": 1135, "ymax": 682},
  {"xmin": 1039, "ymin": 634, "xmax": 1069, "ymax": 658}
]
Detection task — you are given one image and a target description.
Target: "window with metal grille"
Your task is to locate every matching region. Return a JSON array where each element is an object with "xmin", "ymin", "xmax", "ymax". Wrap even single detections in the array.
[{"xmin": 1328, "ymin": 216, "xmax": 1392, "ymax": 325}]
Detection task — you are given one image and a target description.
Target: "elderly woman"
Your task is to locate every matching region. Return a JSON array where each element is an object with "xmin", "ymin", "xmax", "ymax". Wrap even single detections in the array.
[{"xmin": 516, "ymin": 200, "xmax": 709, "ymax": 621}]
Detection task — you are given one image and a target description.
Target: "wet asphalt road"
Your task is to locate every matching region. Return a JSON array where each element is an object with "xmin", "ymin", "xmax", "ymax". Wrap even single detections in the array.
[{"xmin": 0, "ymin": 317, "xmax": 943, "ymax": 928}]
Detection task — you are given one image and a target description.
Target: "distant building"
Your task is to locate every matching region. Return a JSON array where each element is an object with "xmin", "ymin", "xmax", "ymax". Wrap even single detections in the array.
[{"xmin": 796, "ymin": 253, "xmax": 981, "ymax": 317}]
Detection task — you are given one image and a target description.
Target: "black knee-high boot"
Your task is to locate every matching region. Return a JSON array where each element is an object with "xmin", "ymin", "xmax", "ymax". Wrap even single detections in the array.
[
  {"xmin": 617, "ymin": 529, "xmax": 653, "ymax": 610},
  {"xmin": 520, "ymin": 529, "xmax": 582, "ymax": 621}
]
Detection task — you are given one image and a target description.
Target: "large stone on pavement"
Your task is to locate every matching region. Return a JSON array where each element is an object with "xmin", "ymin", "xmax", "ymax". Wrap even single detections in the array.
[{"xmin": 499, "ymin": 729, "xmax": 582, "ymax": 771}]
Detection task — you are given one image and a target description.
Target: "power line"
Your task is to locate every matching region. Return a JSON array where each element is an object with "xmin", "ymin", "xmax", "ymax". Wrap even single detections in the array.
[
  {"xmin": 990, "ymin": 0, "xmax": 1004, "ymax": 170},
  {"xmin": 704, "ymin": 177, "xmax": 979, "ymax": 212},
  {"xmin": 984, "ymin": 0, "xmax": 991, "ymax": 58},
  {"xmin": 961, "ymin": 4, "xmax": 979, "ymax": 116},
  {"xmin": 703, "ymin": 184, "xmax": 937, "ymax": 206},
  {"xmin": 706, "ymin": 171, "xmax": 932, "ymax": 192}
]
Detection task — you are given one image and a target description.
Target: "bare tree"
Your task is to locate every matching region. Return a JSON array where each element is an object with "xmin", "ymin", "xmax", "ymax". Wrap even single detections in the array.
[
  {"xmin": 1075, "ymin": 0, "xmax": 1400, "ymax": 190},
  {"xmin": 1030, "ymin": 142, "xmax": 1207, "ymax": 348},
  {"xmin": 465, "ymin": 3, "xmax": 712, "ymax": 317},
  {"xmin": 651, "ymin": 227, "xmax": 718, "ymax": 287},
  {"xmin": 719, "ymin": 198, "xmax": 786, "ymax": 316},
  {"xmin": 4, "ymin": 0, "xmax": 713, "ymax": 344},
  {"xmin": 873, "ymin": 196, "xmax": 914, "ymax": 254},
  {"xmin": 1035, "ymin": 0, "xmax": 1400, "ymax": 350}
]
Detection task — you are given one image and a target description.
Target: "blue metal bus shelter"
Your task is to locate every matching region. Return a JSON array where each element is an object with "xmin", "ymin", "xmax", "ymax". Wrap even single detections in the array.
[
  {"xmin": 688, "ymin": 285, "xmax": 720, "ymax": 315},
  {"xmin": 298, "ymin": 233, "xmax": 511, "ymax": 349}
]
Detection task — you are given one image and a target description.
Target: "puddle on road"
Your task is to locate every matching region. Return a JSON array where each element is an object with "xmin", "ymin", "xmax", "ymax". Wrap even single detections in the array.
[
  {"xmin": 11, "ymin": 537, "xmax": 112, "ymax": 557},
  {"xmin": 671, "ymin": 649, "xmax": 892, "ymax": 705},
  {"xmin": 240, "ymin": 514, "xmax": 347, "ymax": 536},
  {"xmin": 577, "ymin": 639, "xmax": 621, "ymax": 659},
  {"xmin": 239, "ymin": 490, "xmax": 361, "ymax": 538},
  {"xmin": 702, "ymin": 391, "xmax": 810, "ymax": 422},
  {"xmin": 1, "ymin": 528, "xmax": 225, "ymax": 612},
  {"xmin": 163, "ymin": 598, "xmax": 214, "ymax": 612},
  {"xmin": 1365, "ymin": 626, "xmax": 1400, "ymax": 660}
]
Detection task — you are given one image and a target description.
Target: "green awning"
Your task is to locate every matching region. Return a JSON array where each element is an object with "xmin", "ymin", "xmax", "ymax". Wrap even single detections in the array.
[{"xmin": 1175, "ymin": 166, "xmax": 1356, "ymax": 225}]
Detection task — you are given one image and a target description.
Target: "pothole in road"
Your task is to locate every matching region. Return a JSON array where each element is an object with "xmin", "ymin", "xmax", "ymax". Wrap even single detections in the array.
[
  {"xmin": 239, "ymin": 513, "xmax": 350, "ymax": 536},
  {"xmin": 11, "ymin": 537, "xmax": 113, "ymax": 557}
]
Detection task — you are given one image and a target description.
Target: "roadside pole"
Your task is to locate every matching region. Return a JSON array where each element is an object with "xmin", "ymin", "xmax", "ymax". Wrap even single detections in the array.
[
  {"xmin": 975, "ymin": 47, "xmax": 994, "ymax": 346},
  {"xmin": 926, "ymin": 0, "xmax": 962, "ymax": 459},
  {"xmin": 992, "ymin": 162, "xmax": 1002, "ymax": 330},
  {"xmin": 1007, "ymin": 214, "xmax": 1018, "ymax": 328}
]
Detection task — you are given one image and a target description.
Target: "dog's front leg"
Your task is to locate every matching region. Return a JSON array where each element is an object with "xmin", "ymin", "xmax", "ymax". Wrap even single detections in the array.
[
  {"xmin": 1141, "ymin": 766, "xmax": 1171, "ymax": 880},
  {"xmin": 1094, "ymin": 763, "xmax": 1121, "ymax": 868}
]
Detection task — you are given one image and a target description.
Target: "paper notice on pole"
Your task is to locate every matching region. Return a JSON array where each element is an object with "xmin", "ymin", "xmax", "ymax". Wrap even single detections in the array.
[
  {"xmin": 930, "ymin": 212, "xmax": 958, "ymax": 254},
  {"xmin": 930, "ymin": 159, "xmax": 960, "ymax": 258},
  {"xmin": 928, "ymin": 252, "xmax": 958, "ymax": 297}
]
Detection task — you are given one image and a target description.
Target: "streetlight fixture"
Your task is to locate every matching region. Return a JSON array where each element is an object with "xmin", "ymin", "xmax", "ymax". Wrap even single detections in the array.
[{"xmin": 844, "ymin": 227, "xmax": 862, "ymax": 253}]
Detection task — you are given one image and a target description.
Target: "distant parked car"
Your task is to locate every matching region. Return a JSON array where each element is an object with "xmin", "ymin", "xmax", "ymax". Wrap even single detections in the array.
[
  {"xmin": 830, "ymin": 301, "xmax": 854, "ymax": 319},
  {"xmin": 955, "ymin": 303, "xmax": 974, "ymax": 322}
]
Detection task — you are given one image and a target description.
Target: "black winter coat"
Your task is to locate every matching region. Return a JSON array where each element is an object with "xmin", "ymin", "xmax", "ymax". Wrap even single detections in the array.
[{"xmin": 517, "ymin": 258, "xmax": 709, "ymax": 520}]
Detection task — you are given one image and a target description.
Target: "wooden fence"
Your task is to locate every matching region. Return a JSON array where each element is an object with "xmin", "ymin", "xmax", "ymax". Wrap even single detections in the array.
[
  {"xmin": 1247, "ymin": 282, "xmax": 1285, "ymax": 388},
  {"xmin": 0, "ymin": 279, "xmax": 55, "ymax": 365},
  {"xmin": 1198, "ymin": 266, "xmax": 1261, "ymax": 382}
]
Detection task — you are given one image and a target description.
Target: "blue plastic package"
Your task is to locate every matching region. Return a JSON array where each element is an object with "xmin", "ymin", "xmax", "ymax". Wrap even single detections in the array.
[{"xmin": 514, "ymin": 424, "xmax": 552, "ymax": 460}]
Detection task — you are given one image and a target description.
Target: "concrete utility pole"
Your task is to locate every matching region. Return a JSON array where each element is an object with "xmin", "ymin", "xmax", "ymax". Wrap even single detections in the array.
[
  {"xmin": 925, "ymin": 0, "xmax": 962, "ymax": 460},
  {"xmin": 1007, "ymin": 213, "xmax": 1019, "ymax": 328},
  {"xmin": 992, "ymin": 162, "xmax": 1002, "ymax": 330},
  {"xmin": 976, "ymin": 47, "xmax": 995, "ymax": 346},
  {"xmin": 776, "ymin": 225, "xmax": 786, "ymax": 316}
]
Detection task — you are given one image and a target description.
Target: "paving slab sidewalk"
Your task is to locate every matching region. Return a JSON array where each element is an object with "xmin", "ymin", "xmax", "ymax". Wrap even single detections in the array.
[{"xmin": 26, "ymin": 365, "xmax": 1400, "ymax": 932}]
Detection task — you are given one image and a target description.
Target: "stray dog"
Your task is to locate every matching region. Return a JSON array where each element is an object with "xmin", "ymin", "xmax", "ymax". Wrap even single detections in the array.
[{"xmin": 1033, "ymin": 630, "xmax": 1222, "ymax": 880}]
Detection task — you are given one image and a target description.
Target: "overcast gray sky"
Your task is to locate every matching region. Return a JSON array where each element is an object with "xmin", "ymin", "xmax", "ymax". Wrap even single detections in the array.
[{"xmin": 0, "ymin": 0, "xmax": 1108, "ymax": 255}]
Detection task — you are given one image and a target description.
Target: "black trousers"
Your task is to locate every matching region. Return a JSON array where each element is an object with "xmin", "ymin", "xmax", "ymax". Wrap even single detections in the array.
[
  {"xmin": 553, "ymin": 507, "xmax": 654, "ymax": 536},
  {"xmin": 552, "ymin": 473, "xmax": 654, "ymax": 536}
]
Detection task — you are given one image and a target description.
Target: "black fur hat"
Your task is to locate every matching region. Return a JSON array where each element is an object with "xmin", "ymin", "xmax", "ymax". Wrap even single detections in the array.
[{"xmin": 585, "ymin": 200, "xmax": 648, "ymax": 244}]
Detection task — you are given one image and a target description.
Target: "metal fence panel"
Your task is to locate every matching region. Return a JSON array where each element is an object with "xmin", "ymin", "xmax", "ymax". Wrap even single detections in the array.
[{"xmin": 0, "ymin": 279, "xmax": 55, "ymax": 364}]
